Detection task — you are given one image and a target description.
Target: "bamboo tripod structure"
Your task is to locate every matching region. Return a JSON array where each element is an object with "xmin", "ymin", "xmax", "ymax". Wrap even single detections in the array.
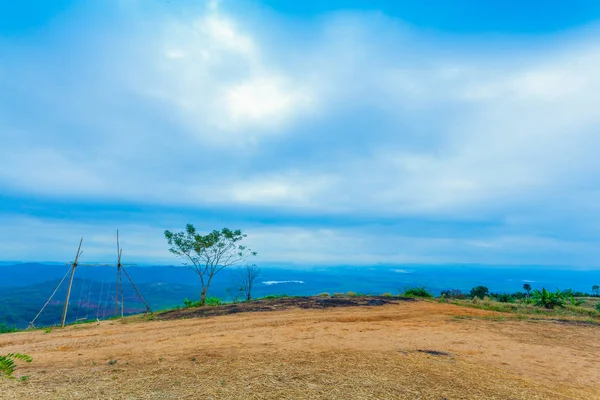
[{"xmin": 29, "ymin": 232, "xmax": 152, "ymax": 329}]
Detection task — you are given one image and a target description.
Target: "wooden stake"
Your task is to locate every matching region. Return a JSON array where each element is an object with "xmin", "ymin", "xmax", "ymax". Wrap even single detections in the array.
[{"xmin": 61, "ymin": 237, "xmax": 83, "ymax": 327}]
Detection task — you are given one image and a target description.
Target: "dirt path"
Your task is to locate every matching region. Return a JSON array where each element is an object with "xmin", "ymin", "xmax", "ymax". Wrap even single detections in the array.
[{"xmin": 1, "ymin": 300, "xmax": 598, "ymax": 399}]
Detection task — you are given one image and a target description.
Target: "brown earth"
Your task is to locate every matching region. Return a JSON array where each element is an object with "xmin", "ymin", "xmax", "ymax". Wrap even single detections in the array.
[{"xmin": 1, "ymin": 299, "xmax": 599, "ymax": 399}]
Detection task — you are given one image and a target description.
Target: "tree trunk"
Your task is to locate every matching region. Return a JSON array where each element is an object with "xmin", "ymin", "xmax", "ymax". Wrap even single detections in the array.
[{"xmin": 200, "ymin": 288, "xmax": 207, "ymax": 306}]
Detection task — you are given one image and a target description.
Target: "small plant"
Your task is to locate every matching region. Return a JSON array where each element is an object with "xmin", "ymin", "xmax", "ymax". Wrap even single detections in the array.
[
  {"xmin": 346, "ymin": 291, "xmax": 358, "ymax": 297},
  {"xmin": 381, "ymin": 293, "xmax": 393, "ymax": 297},
  {"xmin": 44, "ymin": 328, "xmax": 52, "ymax": 334},
  {"xmin": 595, "ymin": 302, "xmax": 600, "ymax": 312},
  {"xmin": 317, "ymin": 292, "xmax": 331, "ymax": 298},
  {"xmin": 531, "ymin": 288, "xmax": 565, "ymax": 309},
  {"xmin": 332, "ymin": 293, "xmax": 345, "ymax": 298},
  {"xmin": 108, "ymin": 360, "xmax": 117, "ymax": 365},
  {"xmin": 0, "ymin": 353, "xmax": 32, "ymax": 380},
  {"xmin": 403, "ymin": 287, "xmax": 433, "ymax": 298}
]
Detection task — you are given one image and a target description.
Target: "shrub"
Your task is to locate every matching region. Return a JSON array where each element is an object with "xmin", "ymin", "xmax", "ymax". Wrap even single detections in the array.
[
  {"xmin": 531, "ymin": 288, "xmax": 565, "ymax": 309},
  {"xmin": 317, "ymin": 292, "xmax": 331, "ymax": 298},
  {"xmin": 183, "ymin": 298, "xmax": 201, "ymax": 308},
  {"xmin": 346, "ymin": 291, "xmax": 358, "ymax": 298},
  {"xmin": 493, "ymin": 293, "xmax": 515, "ymax": 303},
  {"xmin": 204, "ymin": 297, "xmax": 222, "ymax": 306},
  {"xmin": 440, "ymin": 289, "xmax": 466, "ymax": 299},
  {"xmin": 403, "ymin": 287, "xmax": 433, "ymax": 298},
  {"xmin": 381, "ymin": 293, "xmax": 393, "ymax": 297},
  {"xmin": 470, "ymin": 286, "xmax": 489, "ymax": 299},
  {"xmin": 332, "ymin": 293, "xmax": 345, "ymax": 298},
  {"xmin": 0, "ymin": 322, "xmax": 18, "ymax": 335},
  {"xmin": 596, "ymin": 302, "xmax": 600, "ymax": 312}
]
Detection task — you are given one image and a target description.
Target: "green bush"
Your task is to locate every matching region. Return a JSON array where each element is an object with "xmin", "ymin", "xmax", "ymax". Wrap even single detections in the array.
[
  {"xmin": 332, "ymin": 293, "xmax": 345, "ymax": 298},
  {"xmin": 403, "ymin": 287, "xmax": 433, "ymax": 298},
  {"xmin": 346, "ymin": 291, "xmax": 358, "ymax": 298},
  {"xmin": 381, "ymin": 293, "xmax": 393, "ymax": 297},
  {"xmin": 595, "ymin": 302, "xmax": 600, "ymax": 312},
  {"xmin": 317, "ymin": 292, "xmax": 331, "ymax": 298}
]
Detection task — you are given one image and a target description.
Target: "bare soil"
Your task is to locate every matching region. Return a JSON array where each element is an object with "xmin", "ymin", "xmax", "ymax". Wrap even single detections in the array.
[{"xmin": 1, "ymin": 298, "xmax": 599, "ymax": 399}]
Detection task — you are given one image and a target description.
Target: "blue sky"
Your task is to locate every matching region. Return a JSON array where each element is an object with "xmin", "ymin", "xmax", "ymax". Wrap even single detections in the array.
[{"xmin": 1, "ymin": 0, "xmax": 600, "ymax": 266}]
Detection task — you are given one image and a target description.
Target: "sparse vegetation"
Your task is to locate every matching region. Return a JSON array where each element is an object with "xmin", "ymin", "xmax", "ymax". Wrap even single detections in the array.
[{"xmin": 346, "ymin": 291, "xmax": 358, "ymax": 297}]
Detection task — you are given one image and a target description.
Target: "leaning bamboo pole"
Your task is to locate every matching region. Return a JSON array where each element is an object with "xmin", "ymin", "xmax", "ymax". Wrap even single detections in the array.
[{"xmin": 61, "ymin": 237, "xmax": 83, "ymax": 327}]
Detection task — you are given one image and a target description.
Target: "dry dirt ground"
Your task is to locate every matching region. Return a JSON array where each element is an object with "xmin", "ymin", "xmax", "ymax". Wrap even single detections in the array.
[{"xmin": 1, "ymin": 299, "xmax": 599, "ymax": 400}]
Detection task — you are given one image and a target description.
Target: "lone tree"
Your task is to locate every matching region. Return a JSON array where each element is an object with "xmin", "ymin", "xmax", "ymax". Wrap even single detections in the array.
[
  {"xmin": 165, "ymin": 225, "xmax": 256, "ymax": 306},
  {"xmin": 523, "ymin": 283, "xmax": 532, "ymax": 297},
  {"xmin": 470, "ymin": 285, "xmax": 489, "ymax": 300},
  {"xmin": 239, "ymin": 264, "xmax": 260, "ymax": 301},
  {"xmin": 593, "ymin": 285, "xmax": 599, "ymax": 296}
]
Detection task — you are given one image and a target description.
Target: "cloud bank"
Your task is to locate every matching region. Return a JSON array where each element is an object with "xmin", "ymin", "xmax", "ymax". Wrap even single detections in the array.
[{"xmin": 1, "ymin": 0, "xmax": 600, "ymax": 266}]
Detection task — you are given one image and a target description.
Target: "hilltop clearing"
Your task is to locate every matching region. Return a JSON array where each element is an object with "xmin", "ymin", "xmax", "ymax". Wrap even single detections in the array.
[{"xmin": 1, "ymin": 299, "xmax": 598, "ymax": 399}]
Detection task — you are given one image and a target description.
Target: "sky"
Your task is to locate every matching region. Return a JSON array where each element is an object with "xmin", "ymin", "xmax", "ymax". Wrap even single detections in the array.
[{"xmin": 1, "ymin": 0, "xmax": 600, "ymax": 267}]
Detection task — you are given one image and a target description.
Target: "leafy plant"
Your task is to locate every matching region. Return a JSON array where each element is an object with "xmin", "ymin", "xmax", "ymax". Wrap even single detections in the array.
[
  {"xmin": 317, "ymin": 292, "xmax": 331, "ymax": 298},
  {"xmin": 531, "ymin": 288, "xmax": 565, "ymax": 309},
  {"xmin": 346, "ymin": 291, "xmax": 358, "ymax": 297},
  {"xmin": 403, "ymin": 287, "xmax": 433, "ymax": 298},
  {"xmin": 595, "ymin": 302, "xmax": 600, "ymax": 312},
  {"xmin": 562, "ymin": 289, "xmax": 585, "ymax": 306},
  {"xmin": 0, "ymin": 353, "xmax": 32, "ymax": 380},
  {"xmin": 593, "ymin": 285, "xmax": 600, "ymax": 296}
]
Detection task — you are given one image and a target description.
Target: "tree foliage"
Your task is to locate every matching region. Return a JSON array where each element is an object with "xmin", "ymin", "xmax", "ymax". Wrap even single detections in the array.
[
  {"xmin": 593, "ymin": 285, "xmax": 599, "ymax": 296},
  {"xmin": 470, "ymin": 285, "xmax": 489, "ymax": 299},
  {"xmin": 165, "ymin": 225, "xmax": 256, "ymax": 306},
  {"xmin": 523, "ymin": 283, "xmax": 532, "ymax": 295}
]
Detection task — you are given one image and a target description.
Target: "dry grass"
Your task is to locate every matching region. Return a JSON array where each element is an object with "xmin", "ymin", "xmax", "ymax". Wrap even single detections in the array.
[{"xmin": 1, "ymin": 300, "xmax": 599, "ymax": 399}]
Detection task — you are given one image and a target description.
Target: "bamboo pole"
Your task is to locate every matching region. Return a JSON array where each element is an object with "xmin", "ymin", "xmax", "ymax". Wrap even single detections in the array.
[{"xmin": 61, "ymin": 237, "xmax": 83, "ymax": 327}]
